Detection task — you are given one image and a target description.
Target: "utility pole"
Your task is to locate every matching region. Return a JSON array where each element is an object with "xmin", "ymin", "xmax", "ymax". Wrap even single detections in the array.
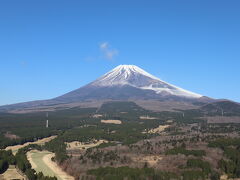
[{"xmin": 46, "ymin": 112, "xmax": 49, "ymax": 128}]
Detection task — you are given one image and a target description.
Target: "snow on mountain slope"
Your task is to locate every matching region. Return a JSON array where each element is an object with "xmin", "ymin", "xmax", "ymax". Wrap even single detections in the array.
[{"xmin": 91, "ymin": 65, "xmax": 202, "ymax": 98}]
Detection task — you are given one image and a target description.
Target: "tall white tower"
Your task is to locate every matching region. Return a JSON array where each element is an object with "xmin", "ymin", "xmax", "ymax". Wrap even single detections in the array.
[{"xmin": 46, "ymin": 112, "xmax": 49, "ymax": 128}]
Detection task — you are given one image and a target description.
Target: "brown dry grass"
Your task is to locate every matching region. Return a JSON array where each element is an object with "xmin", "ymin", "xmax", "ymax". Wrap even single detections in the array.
[
  {"xmin": 139, "ymin": 116, "xmax": 157, "ymax": 120},
  {"xmin": 92, "ymin": 114, "xmax": 103, "ymax": 118},
  {"xmin": 66, "ymin": 139, "xmax": 108, "ymax": 151},
  {"xmin": 146, "ymin": 125, "xmax": 170, "ymax": 134},
  {"xmin": 2, "ymin": 165, "xmax": 26, "ymax": 180},
  {"xmin": 27, "ymin": 150, "xmax": 37, "ymax": 169},
  {"xmin": 220, "ymin": 174, "xmax": 229, "ymax": 180},
  {"xmin": 101, "ymin": 120, "xmax": 122, "ymax": 124},
  {"xmin": 43, "ymin": 152, "xmax": 74, "ymax": 180}
]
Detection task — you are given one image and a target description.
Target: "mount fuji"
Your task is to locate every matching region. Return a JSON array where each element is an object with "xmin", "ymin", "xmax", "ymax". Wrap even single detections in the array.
[
  {"xmin": 0, "ymin": 65, "xmax": 211, "ymax": 112},
  {"xmin": 56, "ymin": 65, "xmax": 202, "ymax": 102}
]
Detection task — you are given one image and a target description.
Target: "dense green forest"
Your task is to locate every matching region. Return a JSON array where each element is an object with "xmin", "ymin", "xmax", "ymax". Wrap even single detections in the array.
[
  {"xmin": 44, "ymin": 138, "xmax": 68, "ymax": 163},
  {"xmin": 0, "ymin": 102, "xmax": 173, "ymax": 149},
  {"xmin": 208, "ymin": 138, "xmax": 240, "ymax": 178},
  {"xmin": 0, "ymin": 107, "xmax": 97, "ymax": 148},
  {"xmin": 0, "ymin": 101, "xmax": 207, "ymax": 149}
]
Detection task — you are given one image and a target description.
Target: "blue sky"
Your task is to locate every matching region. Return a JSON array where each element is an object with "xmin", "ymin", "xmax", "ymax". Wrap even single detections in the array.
[{"xmin": 0, "ymin": 0, "xmax": 240, "ymax": 105}]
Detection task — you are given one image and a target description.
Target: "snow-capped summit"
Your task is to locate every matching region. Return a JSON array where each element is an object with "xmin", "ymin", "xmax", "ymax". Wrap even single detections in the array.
[
  {"xmin": 92, "ymin": 65, "xmax": 160, "ymax": 85},
  {"xmin": 90, "ymin": 65, "xmax": 202, "ymax": 98}
]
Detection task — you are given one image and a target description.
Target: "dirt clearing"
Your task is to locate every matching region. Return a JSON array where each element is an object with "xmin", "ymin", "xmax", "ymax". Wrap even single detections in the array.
[
  {"xmin": 139, "ymin": 116, "xmax": 157, "ymax": 120},
  {"xmin": 66, "ymin": 139, "xmax": 107, "ymax": 150},
  {"xmin": 1, "ymin": 165, "xmax": 26, "ymax": 180},
  {"xmin": 101, "ymin": 119, "xmax": 122, "ymax": 124},
  {"xmin": 144, "ymin": 125, "xmax": 170, "ymax": 134}
]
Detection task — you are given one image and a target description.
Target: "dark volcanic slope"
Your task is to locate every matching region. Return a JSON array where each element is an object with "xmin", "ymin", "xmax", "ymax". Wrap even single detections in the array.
[{"xmin": 201, "ymin": 101, "xmax": 240, "ymax": 116}]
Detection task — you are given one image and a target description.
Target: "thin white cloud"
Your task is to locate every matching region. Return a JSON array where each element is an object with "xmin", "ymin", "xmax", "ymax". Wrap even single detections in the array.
[
  {"xmin": 99, "ymin": 42, "xmax": 118, "ymax": 60},
  {"xmin": 100, "ymin": 42, "xmax": 108, "ymax": 50}
]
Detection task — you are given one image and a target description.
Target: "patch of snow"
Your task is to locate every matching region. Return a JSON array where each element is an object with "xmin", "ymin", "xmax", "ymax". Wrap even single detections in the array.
[
  {"xmin": 91, "ymin": 65, "xmax": 202, "ymax": 98},
  {"xmin": 141, "ymin": 86, "xmax": 201, "ymax": 98}
]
